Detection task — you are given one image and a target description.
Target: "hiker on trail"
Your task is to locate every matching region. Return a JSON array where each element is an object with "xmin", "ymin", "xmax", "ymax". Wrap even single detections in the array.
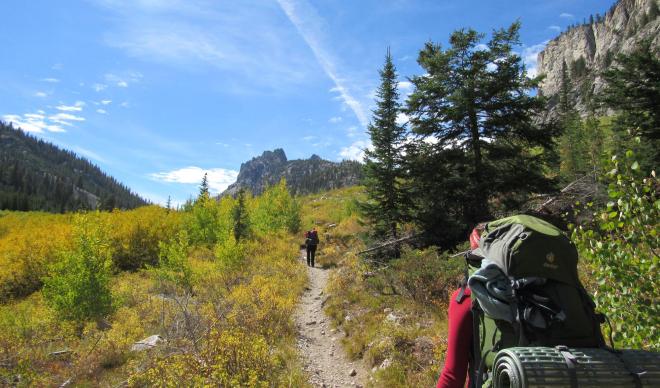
[
  {"xmin": 436, "ymin": 226, "xmax": 482, "ymax": 388},
  {"xmin": 305, "ymin": 228, "xmax": 320, "ymax": 267}
]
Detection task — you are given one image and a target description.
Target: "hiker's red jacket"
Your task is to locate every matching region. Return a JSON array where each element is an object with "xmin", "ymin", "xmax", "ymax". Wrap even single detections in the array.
[{"xmin": 436, "ymin": 287, "xmax": 472, "ymax": 388}]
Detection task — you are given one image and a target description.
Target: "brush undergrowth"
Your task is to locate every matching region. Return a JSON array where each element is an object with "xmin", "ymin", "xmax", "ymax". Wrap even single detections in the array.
[{"xmin": 0, "ymin": 181, "xmax": 308, "ymax": 387}]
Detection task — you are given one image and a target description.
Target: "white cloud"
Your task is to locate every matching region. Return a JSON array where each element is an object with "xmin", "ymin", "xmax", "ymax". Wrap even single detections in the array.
[
  {"xmin": 474, "ymin": 43, "xmax": 489, "ymax": 51},
  {"xmin": 93, "ymin": 83, "xmax": 108, "ymax": 92},
  {"xmin": 101, "ymin": 99, "xmax": 112, "ymax": 105},
  {"xmin": 396, "ymin": 112, "xmax": 409, "ymax": 126},
  {"xmin": 24, "ymin": 113, "xmax": 45, "ymax": 120},
  {"xmin": 521, "ymin": 42, "xmax": 548, "ymax": 78},
  {"xmin": 97, "ymin": 109, "xmax": 108, "ymax": 114},
  {"xmin": 397, "ymin": 80, "xmax": 413, "ymax": 95},
  {"xmin": 277, "ymin": 0, "xmax": 369, "ymax": 126},
  {"xmin": 422, "ymin": 135, "xmax": 439, "ymax": 145},
  {"xmin": 560, "ymin": 13, "xmax": 574, "ymax": 19},
  {"xmin": 303, "ymin": 135, "xmax": 316, "ymax": 141},
  {"xmin": 105, "ymin": 72, "xmax": 141, "ymax": 88},
  {"xmin": 150, "ymin": 166, "xmax": 239, "ymax": 194},
  {"xmin": 339, "ymin": 139, "xmax": 371, "ymax": 161},
  {"xmin": 120, "ymin": 101, "xmax": 130, "ymax": 108},
  {"xmin": 56, "ymin": 101, "xmax": 86, "ymax": 112},
  {"xmin": 3, "ymin": 113, "xmax": 66, "ymax": 133},
  {"xmin": 548, "ymin": 25, "xmax": 561, "ymax": 32},
  {"xmin": 49, "ymin": 112, "xmax": 86, "ymax": 123},
  {"xmin": 34, "ymin": 91, "xmax": 48, "ymax": 98},
  {"xmin": 329, "ymin": 116, "xmax": 342, "ymax": 123},
  {"xmin": 41, "ymin": 78, "xmax": 60, "ymax": 83}
]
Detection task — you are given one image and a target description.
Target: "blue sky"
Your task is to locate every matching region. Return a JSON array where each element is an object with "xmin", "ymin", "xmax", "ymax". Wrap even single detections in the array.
[{"xmin": 1, "ymin": 0, "xmax": 612, "ymax": 205}]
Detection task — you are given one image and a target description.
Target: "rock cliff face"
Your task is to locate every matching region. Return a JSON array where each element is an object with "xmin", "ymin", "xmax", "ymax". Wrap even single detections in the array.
[
  {"xmin": 222, "ymin": 149, "xmax": 363, "ymax": 197},
  {"xmin": 537, "ymin": 0, "xmax": 659, "ymax": 120}
]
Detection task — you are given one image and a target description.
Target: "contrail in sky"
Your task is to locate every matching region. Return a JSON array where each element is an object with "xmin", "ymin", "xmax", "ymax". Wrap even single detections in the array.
[{"xmin": 277, "ymin": 0, "xmax": 369, "ymax": 127}]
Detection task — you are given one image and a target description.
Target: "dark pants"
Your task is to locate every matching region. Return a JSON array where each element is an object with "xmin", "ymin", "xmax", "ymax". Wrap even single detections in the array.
[{"xmin": 306, "ymin": 245, "xmax": 317, "ymax": 267}]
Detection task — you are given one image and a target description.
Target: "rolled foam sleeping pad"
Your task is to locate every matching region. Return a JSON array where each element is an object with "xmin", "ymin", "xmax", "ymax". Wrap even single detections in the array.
[{"xmin": 491, "ymin": 346, "xmax": 660, "ymax": 388}]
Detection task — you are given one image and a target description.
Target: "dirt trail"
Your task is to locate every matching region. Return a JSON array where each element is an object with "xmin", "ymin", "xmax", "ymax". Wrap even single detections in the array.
[{"xmin": 295, "ymin": 251, "xmax": 368, "ymax": 388}]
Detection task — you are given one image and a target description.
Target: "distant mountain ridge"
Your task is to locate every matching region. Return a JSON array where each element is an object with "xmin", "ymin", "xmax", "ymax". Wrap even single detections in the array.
[
  {"xmin": 0, "ymin": 122, "xmax": 147, "ymax": 212},
  {"xmin": 537, "ymin": 0, "xmax": 659, "ymax": 120},
  {"xmin": 222, "ymin": 149, "xmax": 363, "ymax": 196}
]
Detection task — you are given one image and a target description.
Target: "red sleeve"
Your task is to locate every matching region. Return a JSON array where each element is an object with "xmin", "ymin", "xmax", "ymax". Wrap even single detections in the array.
[{"xmin": 437, "ymin": 288, "xmax": 472, "ymax": 388}]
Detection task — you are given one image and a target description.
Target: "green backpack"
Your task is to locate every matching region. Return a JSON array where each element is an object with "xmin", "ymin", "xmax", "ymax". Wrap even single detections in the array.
[{"xmin": 466, "ymin": 215, "xmax": 605, "ymax": 386}]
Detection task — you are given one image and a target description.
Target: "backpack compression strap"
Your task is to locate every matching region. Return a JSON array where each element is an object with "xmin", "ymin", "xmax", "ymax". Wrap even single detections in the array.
[{"xmin": 556, "ymin": 346, "xmax": 578, "ymax": 388}]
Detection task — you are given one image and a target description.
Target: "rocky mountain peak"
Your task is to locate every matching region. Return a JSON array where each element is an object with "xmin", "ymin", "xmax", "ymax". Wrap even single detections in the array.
[{"xmin": 222, "ymin": 150, "xmax": 363, "ymax": 197}]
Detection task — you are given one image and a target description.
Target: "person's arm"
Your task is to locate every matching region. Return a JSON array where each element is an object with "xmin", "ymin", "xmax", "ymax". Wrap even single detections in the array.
[{"xmin": 437, "ymin": 288, "xmax": 473, "ymax": 388}]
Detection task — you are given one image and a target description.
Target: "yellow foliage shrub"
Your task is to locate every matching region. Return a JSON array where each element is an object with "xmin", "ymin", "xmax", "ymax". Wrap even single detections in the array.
[
  {"xmin": 1, "ymin": 184, "xmax": 309, "ymax": 386},
  {"xmin": 104, "ymin": 206, "xmax": 183, "ymax": 271},
  {"xmin": 0, "ymin": 212, "xmax": 73, "ymax": 300}
]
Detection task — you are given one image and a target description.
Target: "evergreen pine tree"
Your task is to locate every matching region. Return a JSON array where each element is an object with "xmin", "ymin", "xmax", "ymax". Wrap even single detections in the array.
[
  {"xmin": 232, "ymin": 189, "xmax": 250, "ymax": 242},
  {"xmin": 558, "ymin": 117, "xmax": 587, "ymax": 181},
  {"xmin": 557, "ymin": 59, "xmax": 590, "ymax": 182},
  {"xmin": 199, "ymin": 173, "xmax": 210, "ymax": 201},
  {"xmin": 599, "ymin": 39, "xmax": 659, "ymax": 167},
  {"xmin": 559, "ymin": 60, "xmax": 571, "ymax": 116},
  {"xmin": 360, "ymin": 49, "xmax": 409, "ymax": 244},
  {"xmin": 405, "ymin": 22, "xmax": 557, "ymax": 246}
]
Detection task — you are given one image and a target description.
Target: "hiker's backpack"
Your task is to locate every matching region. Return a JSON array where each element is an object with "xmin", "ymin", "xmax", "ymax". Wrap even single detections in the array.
[
  {"xmin": 311, "ymin": 230, "xmax": 319, "ymax": 244},
  {"xmin": 466, "ymin": 215, "xmax": 605, "ymax": 386},
  {"xmin": 305, "ymin": 230, "xmax": 319, "ymax": 246}
]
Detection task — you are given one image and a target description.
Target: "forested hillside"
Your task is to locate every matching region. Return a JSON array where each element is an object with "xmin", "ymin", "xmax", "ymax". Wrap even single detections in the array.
[{"xmin": 0, "ymin": 122, "xmax": 147, "ymax": 212}]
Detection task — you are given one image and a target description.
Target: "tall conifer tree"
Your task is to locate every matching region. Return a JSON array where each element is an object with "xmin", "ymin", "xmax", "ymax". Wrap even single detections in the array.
[
  {"xmin": 600, "ymin": 39, "xmax": 659, "ymax": 167},
  {"xmin": 199, "ymin": 173, "xmax": 210, "ymax": 201},
  {"xmin": 233, "ymin": 189, "xmax": 250, "ymax": 242},
  {"xmin": 405, "ymin": 22, "xmax": 557, "ymax": 246},
  {"xmin": 361, "ymin": 50, "xmax": 409, "ymax": 243}
]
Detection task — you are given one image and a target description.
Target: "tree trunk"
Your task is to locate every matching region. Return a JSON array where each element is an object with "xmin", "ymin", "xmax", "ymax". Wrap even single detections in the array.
[{"xmin": 468, "ymin": 101, "xmax": 489, "ymax": 222}]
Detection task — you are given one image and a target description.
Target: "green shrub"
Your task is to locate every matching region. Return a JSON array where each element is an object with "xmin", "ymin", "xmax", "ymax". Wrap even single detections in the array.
[
  {"xmin": 186, "ymin": 196, "xmax": 222, "ymax": 247},
  {"xmin": 214, "ymin": 234, "xmax": 247, "ymax": 272},
  {"xmin": 389, "ymin": 247, "xmax": 465, "ymax": 307},
  {"xmin": 571, "ymin": 151, "xmax": 658, "ymax": 350},
  {"xmin": 152, "ymin": 230, "xmax": 193, "ymax": 294},
  {"xmin": 42, "ymin": 213, "xmax": 115, "ymax": 335},
  {"xmin": 250, "ymin": 179, "xmax": 301, "ymax": 235}
]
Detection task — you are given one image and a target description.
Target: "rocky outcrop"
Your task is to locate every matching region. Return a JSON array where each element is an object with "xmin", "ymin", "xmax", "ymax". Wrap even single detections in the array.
[
  {"xmin": 537, "ymin": 0, "xmax": 659, "ymax": 120},
  {"xmin": 222, "ymin": 149, "xmax": 363, "ymax": 196}
]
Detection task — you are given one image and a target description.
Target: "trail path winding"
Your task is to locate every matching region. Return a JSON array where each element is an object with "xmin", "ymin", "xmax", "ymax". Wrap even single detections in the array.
[{"xmin": 295, "ymin": 251, "xmax": 368, "ymax": 388}]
